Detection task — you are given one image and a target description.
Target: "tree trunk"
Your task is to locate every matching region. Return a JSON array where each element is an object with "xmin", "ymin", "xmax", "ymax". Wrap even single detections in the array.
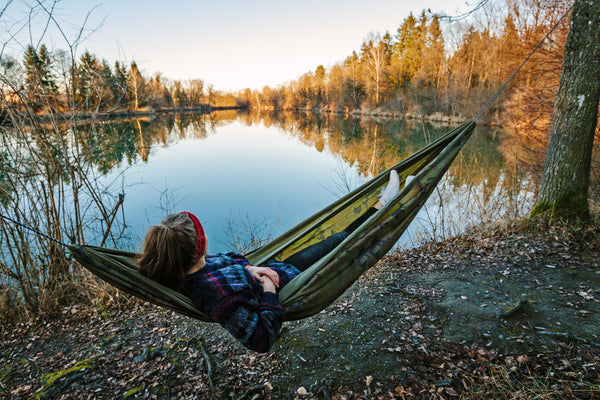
[{"xmin": 531, "ymin": 0, "xmax": 600, "ymax": 220}]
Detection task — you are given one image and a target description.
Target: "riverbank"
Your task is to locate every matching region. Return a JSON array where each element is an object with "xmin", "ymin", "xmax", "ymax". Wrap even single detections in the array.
[
  {"xmin": 255, "ymin": 105, "xmax": 473, "ymax": 126},
  {"xmin": 0, "ymin": 105, "xmax": 245, "ymax": 127},
  {"xmin": 1, "ymin": 218, "xmax": 599, "ymax": 399}
]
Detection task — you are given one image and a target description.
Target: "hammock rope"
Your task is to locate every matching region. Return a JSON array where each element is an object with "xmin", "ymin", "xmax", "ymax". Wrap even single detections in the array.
[
  {"xmin": 0, "ymin": 212, "xmax": 68, "ymax": 248},
  {"xmin": 473, "ymin": 2, "xmax": 575, "ymax": 121}
]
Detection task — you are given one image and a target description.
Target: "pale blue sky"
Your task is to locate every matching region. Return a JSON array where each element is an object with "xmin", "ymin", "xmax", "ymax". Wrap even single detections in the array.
[{"xmin": 2, "ymin": 0, "xmax": 466, "ymax": 91}]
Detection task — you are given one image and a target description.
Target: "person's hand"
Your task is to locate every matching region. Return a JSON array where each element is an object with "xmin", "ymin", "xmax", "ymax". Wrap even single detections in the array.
[
  {"xmin": 260, "ymin": 275, "xmax": 277, "ymax": 293},
  {"xmin": 246, "ymin": 266, "xmax": 280, "ymax": 288}
]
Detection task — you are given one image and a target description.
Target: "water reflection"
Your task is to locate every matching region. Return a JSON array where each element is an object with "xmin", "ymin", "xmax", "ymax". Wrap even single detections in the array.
[
  {"xmin": 75, "ymin": 111, "xmax": 537, "ymax": 251},
  {"xmin": 0, "ymin": 110, "xmax": 539, "ymax": 254}
]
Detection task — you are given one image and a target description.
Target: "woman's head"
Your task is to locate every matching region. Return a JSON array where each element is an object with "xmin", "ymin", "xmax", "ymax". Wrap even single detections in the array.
[{"xmin": 138, "ymin": 212, "xmax": 206, "ymax": 292}]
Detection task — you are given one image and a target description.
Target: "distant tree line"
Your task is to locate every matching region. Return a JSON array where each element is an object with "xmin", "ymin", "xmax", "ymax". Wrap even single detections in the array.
[
  {"xmin": 238, "ymin": 0, "xmax": 573, "ymax": 123},
  {"xmin": 1, "ymin": 0, "xmax": 573, "ymax": 123},
  {"xmin": 2, "ymin": 46, "xmax": 241, "ymax": 116}
]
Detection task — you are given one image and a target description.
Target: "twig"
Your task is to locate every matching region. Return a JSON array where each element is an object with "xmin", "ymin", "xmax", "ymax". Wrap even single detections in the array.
[
  {"xmin": 100, "ymin": 193, "xmax": 125, "ymax": 247},
  {"xmin": 316, "ymin": 384, "xmax": 333, "ymax": 400},
  {"xmin": 437, "ymin": 0, "xmax": 491, "ymax": 22},
  {"xmin": 199, "ymin": 340, "xmax": 214, "ymax": 389}
]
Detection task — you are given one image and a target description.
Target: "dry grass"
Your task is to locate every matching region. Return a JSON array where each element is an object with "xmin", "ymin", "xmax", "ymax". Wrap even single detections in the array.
[{"xmin": 465, "ymin": 361, "xmax": 600, "ymax": 399}]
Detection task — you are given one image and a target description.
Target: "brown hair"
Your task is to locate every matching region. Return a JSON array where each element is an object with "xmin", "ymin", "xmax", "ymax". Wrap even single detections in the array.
[{"xmin": 138, "ymin": 213, "xmax": 196, "ymax": 292}]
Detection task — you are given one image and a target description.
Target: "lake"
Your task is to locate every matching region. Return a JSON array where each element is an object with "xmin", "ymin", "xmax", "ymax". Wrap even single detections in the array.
[{"xmin": 91, "ymin": 110, "xmax": 536, "ymax": 254}]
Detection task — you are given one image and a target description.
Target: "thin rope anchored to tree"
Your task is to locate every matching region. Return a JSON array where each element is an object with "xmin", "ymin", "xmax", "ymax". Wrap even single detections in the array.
[
  {"xmin": 473, "ymin": 2, "xmax": 576, "ymax": 122},
  {"xmin": 0, "ymin": 212, "xmax": 68, "ymax": 248}
]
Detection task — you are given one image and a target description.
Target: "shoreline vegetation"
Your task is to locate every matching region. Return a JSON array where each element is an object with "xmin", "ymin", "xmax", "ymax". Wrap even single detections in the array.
[
  {"xmin": 2, "ymin": 2, "xmax": 573, "ymax": 130},
  {"xmin": 0, "ymin": 100, "xmax": 472, "ymax": 123},
  {"xmin": 0, "ymin": 105, "xmax": 234, "ymax": 125},
  {"xmin": 2, "ymin": 105, "xmax": 472, "ymax": 127}
]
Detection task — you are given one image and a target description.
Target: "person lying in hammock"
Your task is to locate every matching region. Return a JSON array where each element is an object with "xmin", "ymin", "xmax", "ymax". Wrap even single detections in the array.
[{"xmin": 138, "ymin": 171, "xmax": 400, "ymax": 353}]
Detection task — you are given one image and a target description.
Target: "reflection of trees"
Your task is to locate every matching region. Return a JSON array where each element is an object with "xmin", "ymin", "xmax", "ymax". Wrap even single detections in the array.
[
  {"xmin": 77, "ymin": 122, "xmax": 140, "ymax": 173},
  {"xmin": 249, "ymin": 111, "xmax": 507, "ymax": 187},
  {"xmin": 254, "ymin": 110, "xmax": 537, "ymax": 221},
  {"xmin": 75, "ymin": 110, "xmax": 541, "ymax": 219},
  {"xmin": 71, "ymin": 111, "xmax": 239, "ymax": 173},
  {"xmin": 77, "ymin": 111, "xmax": 530, "ymax": 214}
]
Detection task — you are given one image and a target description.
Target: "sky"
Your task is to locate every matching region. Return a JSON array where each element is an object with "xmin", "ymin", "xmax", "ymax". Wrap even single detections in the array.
[{"xmin": 2, "ymin": 0, "xmax": 467, "ymax": 91}]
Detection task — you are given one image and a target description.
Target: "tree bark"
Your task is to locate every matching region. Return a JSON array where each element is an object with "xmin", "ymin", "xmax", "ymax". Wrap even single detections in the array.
[{"xmin": 531, "ymin": 0, "xmax": 600, "ymax": 219}]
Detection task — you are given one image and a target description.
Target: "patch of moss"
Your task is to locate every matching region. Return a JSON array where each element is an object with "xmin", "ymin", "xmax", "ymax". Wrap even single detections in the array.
[
  {"xmin": 121, "ymin": 336, "xmax": 201, "ymax": 397},
  {"xmin": 34, "ymin": 358, "xmax": 94, "ymax": 399},
  {"xmin": 98, "ymin": 334, "xmax": 122, "ymax": 350},
  {"xmin": 530, "ymin": 190, "xmax": 590, "ymax": 220},
  {"xmin": 0, "ymin": 362, "xmax": 12, "ymax": 388},
  {"xmin": 123, "ymin": 384, "xmax": 144, "ymax": 398}
]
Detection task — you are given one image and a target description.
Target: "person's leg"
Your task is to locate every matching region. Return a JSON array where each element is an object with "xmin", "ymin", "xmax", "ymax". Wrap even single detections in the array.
[
  {"xmin": 344, "ymin": 169, "xmax": 399, "ymax": 233},
  {"xmin": 283, "ymin": 170, "xmax": 400, "ymax": 271},
  {"xmin": 343, "ymin": 207, "xmax": 378, "ymax": 234},
  {"xmin": 282, "ymin": 205, "xmax": 377, "ymax": 271},
  {"xmin": 283, "ymin": 231, "xmax": 348, "ymax": 271}
]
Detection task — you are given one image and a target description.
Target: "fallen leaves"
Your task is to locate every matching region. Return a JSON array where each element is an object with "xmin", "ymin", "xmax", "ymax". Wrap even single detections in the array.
[
  {"xmin": 2, "ymin": 218, "xmax": 600, "ymax": 399},
  {"xmin": 296, "ymin": 386, "xmax": 307, "ymax": 395},
  {"xmin": 578, "ymin": 291, "xmax": 594, "ymax": 300}
]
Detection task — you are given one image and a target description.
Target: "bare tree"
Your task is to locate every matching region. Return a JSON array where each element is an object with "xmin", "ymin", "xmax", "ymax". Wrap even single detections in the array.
[
  {"xmin": 361, "ymin": 33, "xmax": 389, "ymax": 105},
  {"xmin": 0, "ymin": 1, "xmax": 126, "ymax": 317}
]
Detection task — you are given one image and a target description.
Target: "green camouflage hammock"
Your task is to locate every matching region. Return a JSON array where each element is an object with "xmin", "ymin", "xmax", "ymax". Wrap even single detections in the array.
[{"xmin": 69, "ymin": 121, "xmax": 476, "ymax": 322}]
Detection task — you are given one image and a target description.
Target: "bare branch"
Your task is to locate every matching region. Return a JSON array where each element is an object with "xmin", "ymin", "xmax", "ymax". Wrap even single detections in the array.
[
  {"xmin": 437, "ymin": 0, "xmax": 492, "ymax": 22},
  {"xmin": 0, "ymin": 0, "xmax": 14, "ymax": 20}
]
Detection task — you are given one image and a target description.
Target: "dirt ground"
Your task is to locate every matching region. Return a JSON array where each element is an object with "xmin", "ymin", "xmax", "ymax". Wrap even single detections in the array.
[{"xmin": 1, "ymin": 219, "xmax": 599, "ymax": 399}]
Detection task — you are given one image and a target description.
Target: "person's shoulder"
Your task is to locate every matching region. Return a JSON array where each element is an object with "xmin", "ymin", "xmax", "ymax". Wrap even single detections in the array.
[{"xmin": 205, "ymin": 253, "xmax": 245, "ymax": 268}]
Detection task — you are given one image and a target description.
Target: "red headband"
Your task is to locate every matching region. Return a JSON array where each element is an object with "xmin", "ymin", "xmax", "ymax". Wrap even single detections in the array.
[{"xmin": 180, "ymin": 211, "xmax": 207, "ymax": 268}]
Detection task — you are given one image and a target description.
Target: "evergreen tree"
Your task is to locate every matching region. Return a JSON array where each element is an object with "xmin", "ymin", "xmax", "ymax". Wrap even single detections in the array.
[
  {"xmin": 392, "ymin": 12, "xmax": 422, "ymax": 84},
  {"xmin": 22, "ymin": 45, "xmax": 57, "ymax": 110},
  {"xmin": 77, "ymin": 51, "xmax": 100, "ymax": 110},
  {"xmin": 98, "ymin": 60, "xmax": 116, "ymax": 110},
  {"xmin": 38, "ymin": 45, "xmax": 57, "ymax": 94},
  {"xmin": 23, "ymin": 45, "xmax": 42, "ymax": 109},
  {"xmin": 422, "ymin": 14, "xmax": 445, "ymax": 90},
  {"xmin": 500, "ymin": 13, "xmax": 521, "ymax": 83}
]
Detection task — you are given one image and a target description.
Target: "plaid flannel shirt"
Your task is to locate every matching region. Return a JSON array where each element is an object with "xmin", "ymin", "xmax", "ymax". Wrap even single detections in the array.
[{"xmin": 185, "ymin": 252, "xmax": 300, "ymax": 352}]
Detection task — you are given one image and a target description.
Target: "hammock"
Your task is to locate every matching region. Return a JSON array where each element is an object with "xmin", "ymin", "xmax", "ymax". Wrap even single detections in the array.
[{"xmin": 69, "ymin": 120, "xmax": 477, "ymax": 322}]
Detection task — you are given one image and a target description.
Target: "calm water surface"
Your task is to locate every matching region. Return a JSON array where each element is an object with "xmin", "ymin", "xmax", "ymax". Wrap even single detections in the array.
[
  {"xmin": 98, "ymin": 111, "xmax": 535, "ymax": 253},
  {"xmin": 105, "ymin": 119, "xmax": 367, "ymax": 252}
]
